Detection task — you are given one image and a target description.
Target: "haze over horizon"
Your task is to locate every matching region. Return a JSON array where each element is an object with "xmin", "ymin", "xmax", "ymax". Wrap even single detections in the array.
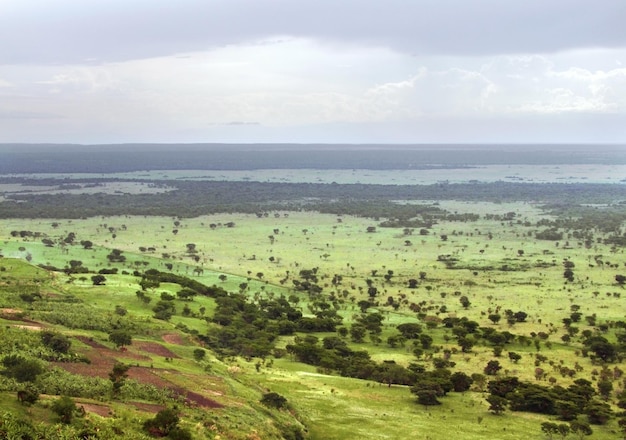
[{"xmin": 1, "ymin": 1, "xmax": 625, "ymax": 145}]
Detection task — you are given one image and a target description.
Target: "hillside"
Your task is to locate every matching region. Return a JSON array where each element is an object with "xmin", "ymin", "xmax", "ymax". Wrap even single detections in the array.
[{"xmin": 1, "ymin": 205, "xmax": 625, "ymax": 439}]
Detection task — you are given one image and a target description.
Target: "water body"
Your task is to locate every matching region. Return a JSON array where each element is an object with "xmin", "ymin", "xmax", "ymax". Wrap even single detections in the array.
[{"xmin": 8, "ymin": 163, "xmax": 626, "ymax": 185}]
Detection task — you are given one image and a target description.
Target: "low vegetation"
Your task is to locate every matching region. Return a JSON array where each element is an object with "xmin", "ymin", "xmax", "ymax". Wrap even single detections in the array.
[{"xmin": 1, "ymin": 148, "xmax": 626, "ymax": 439}]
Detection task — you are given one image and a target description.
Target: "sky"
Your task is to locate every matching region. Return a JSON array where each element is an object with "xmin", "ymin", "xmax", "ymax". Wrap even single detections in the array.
[{"xmin": 0, "ymin": 0, "xmax": 625, "ymax": 144}]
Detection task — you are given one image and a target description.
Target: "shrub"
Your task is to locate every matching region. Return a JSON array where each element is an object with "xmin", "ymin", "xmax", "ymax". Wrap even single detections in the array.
[{"xmin": 260, "ymin": 392, "xmax": 288, "ymax": 409}]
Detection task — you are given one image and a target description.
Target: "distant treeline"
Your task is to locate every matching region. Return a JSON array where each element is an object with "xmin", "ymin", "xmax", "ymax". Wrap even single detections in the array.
[
  {"xmin": 1, "ymin": 144, "xmax": 625, "ymax": 173},
  {"xmin": 1, "ymin": 178, "xmax": 625, "ymax": 219}
]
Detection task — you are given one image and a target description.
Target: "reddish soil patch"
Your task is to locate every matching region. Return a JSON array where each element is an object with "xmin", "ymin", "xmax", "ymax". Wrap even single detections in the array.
[
  {"xmin": 54, "ymin": 345, "xmax": 223, "ymax": 410},
  {"xmin": 127, "ymin": 367, "xmax": 223, "ymax": 409},
  {"xmin": 162, "ymin": 333, "xmax": 187, "ymax": 345},
  {"xmin": 76, "ymin": 336, "xmax": 109, "ymax": 350},
  {"xmin": 80, "ymin": 403, "xmax": 111, "ymax": 417},
  {"xmin": 134, "ymin": 341, "xmax": 179, "ymax": 359},
  {"xmin": 74, "ymin": 336, "xmax": 150, "ymax": 362},
  {"xmin": 1, "ymin": 309, "xmax": 45, "ymax": 328},
  {"xmin": 179, "ymin": 389, "xmax": 223, "ymax": 408}
]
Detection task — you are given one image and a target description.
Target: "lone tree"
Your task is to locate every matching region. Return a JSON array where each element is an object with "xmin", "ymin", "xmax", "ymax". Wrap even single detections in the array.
[
  {"xmin": 484, "ymin": 360, "xmax": 502, "ymax": 376},
  {"xmin": 143, "ymin": 408, "xmax": 191, "ymax": 438},
  {"xmin": 51, "ymin": 396, "xmax": 78, "ymax": 424},
  {"xmin": 459, "ymin": 295, "xmax": 471, "ymax": 309},
  {"xmin": 488, "ymin": 314, "xmax": 501, "ymax": 325},
  {"xmin": 109, "ymin": 362, "xmax": 130, "ymax": 397},
  {"xmin": 91, "ymin": 274, "xmax": 106, "ymax": 286},
  {"xmin": 260, "ymin": 392, "xmax": 288, "ymax": 409},
  {"xmin": 109, "ymin": 329, "xmax": 132, "ymax": 349}
]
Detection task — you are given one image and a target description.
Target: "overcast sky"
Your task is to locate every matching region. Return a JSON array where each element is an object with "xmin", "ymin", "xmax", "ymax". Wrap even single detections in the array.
[{"xmin": 1, "ymin": 0, "xmax": 625, "ymax": 144}]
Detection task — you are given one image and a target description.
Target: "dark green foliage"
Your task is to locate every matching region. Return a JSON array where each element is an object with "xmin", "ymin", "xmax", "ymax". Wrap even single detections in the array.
[
  {"xmin": 17, "ymin": 384, "xmax": 39, "ymax": 406},
  {"xmin": 143, "ymin": 270, "xmax": 226, "ymax": 298},
  {"xmin": 160, "ymin": 292, "xmax": 176, "ymax": 301},
  {"xmin": 507, "ymin": 383, "xmax": 558, "ymax": 414},
  {"xmin": 450, "ymin": 371, "xmax": 473, "ymax": 392},
  {"xmin": 143, "ymin": 408, "xmax": 182, "ymax": 437},
  {"xmin": 176, "ymin": 288, "xmax": 197, "ymax": 300},
  {"xmin": 260, "ymin": 392, "xmax": 288, "ymax": 409},
  {"xmin": 40, "ymin": 330, "xmax": 72, "ymax": 354},
  {"xmin": 459, "ymin": 295, "xmax": 470, "ymax": 309},
  {"xmin": 375, "ymin": 361, "xmax": 415, "ymax": 387},
  {"xmin": 51, "ymin": 396, "xmax": 78, "ymax": 424},
  {"xmin": 109, "ymin": 362, "xmax": 130, "ymax": 397},
  {"xmin": 19, "ymin": 292, "xmax": 42, "ymax": 303},
  {"xmin": 488, "ymin": 314, "xmax": 501, "ymax": 324},
  {"xmin": 569, "ymin": 420, "xmax": 593, "ymax": 438},
  {"xmin": 487, "ymin": 377, "xmax": 519, "ymax": 397},
  {"xmin": 410, "ymin": 370, "xmax": 452, "ymax": 406},
  {"xmin": 597, "ymin": 379, "xmax": 613, "ymax": 400},
  {"xmin": 396, "ymin": 322, "xmax": 423, "ymax": 339},
  {"xmin": 419, "ymin": 334, "xmax": 433, "ymax": 349},
  {"xmin": 540, "ymin": 422, "xmax": 570, "ymax": 440},
  {"xmin": 584, "ymin": 400, "xmax": 612, "ymax": 425},
  {"xmin": 486, "ymin": 395, "xmax": 507, "ymax": 415},
  {"xmin": 193, "ymin": 348, "xmax": 206, "ymax": 361},
  {"xmin": 205, "ymin": 292, "xmax": 309, "ymax": 357},
  {"xmin": 536, "ymin": 229, "xmax": 563, "ymax": 241},
  {"xmin": 109, "ymin": 329, "xmax": 132, "ymax": 348},
  {"xmin": 1, "ymin": 355, "xmax": 44, "ymax": 382},
  {"xmin": 106, "ymin": 249, "xmax": 126, "ymax": 263},
  {"xmin": 484, "ymin": 360, "xmax": 502, "ymax": 375},
  {"xmin": 91, "ymin": 274, "xmax": 106, "ymax": 285},
  {"xmin": 153, "ymin": 300, "xmax": 176, "ymax": 321},
  {"xmin": 349, "ymin": 324, "xmax": 367, "ymax": 342},
  {"xmin": 583, "ymin": 336, "xmax": 617, "ymax": 362},
  {"xmin": 281, "ymin": 425, "xmax": 306, "ymax": 440}
]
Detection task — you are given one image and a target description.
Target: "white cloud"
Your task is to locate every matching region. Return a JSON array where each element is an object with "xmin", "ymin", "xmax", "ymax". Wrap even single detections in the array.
[{"xmin": 0, "ymin": 24, "xmax": 625, "ymax": 143}]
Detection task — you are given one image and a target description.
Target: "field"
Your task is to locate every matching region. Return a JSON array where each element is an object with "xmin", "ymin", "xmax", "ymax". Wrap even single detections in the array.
[{"xmin": 1, "ymin": 145, "xmax": 625, "ymax": 439}]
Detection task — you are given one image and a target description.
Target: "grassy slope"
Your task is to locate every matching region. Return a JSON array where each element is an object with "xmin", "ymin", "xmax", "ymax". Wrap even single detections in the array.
[{"xmin": 1, "ymin": 207, "xmax": 625, "ymax": 439}]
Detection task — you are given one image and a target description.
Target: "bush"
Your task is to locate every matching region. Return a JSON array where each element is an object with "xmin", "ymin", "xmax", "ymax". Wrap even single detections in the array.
[
  {"xmin": 143, "ymin": 408, "xmax": 181, "ymax": 437},
  {"xmin": 17, "ymin": 384, "xmax": 39, "ymax": 406},
  {"xmin": 41, "ymin": 331, "xmax": 72, "ymax": 354},
  {"xmin": 260, "ymin": 392, "xmax": 288, "ymax": 409},
  {"xmin": 1, "ymin": 355, "xmax": 44, "ymax": 382},
  {"xmin": 51, "ymin": 396, "xmax": 77, "ymax": 424}
]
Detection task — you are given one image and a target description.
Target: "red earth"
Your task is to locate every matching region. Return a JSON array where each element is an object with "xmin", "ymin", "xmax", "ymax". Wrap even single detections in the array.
[
  {"xmin": 57, "ymin": 337, "xmax": 223, "ymax": 409},
  {"xmin": 162, "ymin": 333, "xmax": 188, "ymax": 345}
]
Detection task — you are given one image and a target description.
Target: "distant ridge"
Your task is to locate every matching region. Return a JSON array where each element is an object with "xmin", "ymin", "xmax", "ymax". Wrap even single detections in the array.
[{"xmin": 0, "ymin": 143, "xmax": 624, "ymax": 173}]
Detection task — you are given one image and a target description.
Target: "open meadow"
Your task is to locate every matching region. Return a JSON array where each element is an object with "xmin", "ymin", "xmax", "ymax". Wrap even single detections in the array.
[
  {"xmin": 1, "ymin": 202, "xmax": 625, "ymax": 439},
  {"xmin": 1, "ymin": 146, "xmax": 626, "ymax": 439}
]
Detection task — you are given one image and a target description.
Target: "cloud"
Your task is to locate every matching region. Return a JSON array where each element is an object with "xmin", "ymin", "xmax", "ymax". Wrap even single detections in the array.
[
  {"xmin": 1, "ymin": 0, "xmax": 625, "ymax": 65},
  {"xmin": 0, "ymin": 110, "xmax": 62, "ymax": 119},
  {"xmin": 0, "ymin": 1, "xmax": 625, "ymax": 143}
]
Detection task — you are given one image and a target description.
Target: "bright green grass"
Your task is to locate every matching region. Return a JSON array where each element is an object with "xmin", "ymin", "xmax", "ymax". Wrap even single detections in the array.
[
  {"xmin": 2, "ymin": 209, "xmax": 626, "ymax": 439},
  {"xmin": 259, "ymin": 359, "xmax": 621, "ymax": 440}
]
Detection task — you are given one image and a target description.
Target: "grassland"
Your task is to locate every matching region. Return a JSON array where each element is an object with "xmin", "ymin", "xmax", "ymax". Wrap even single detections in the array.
[{"xmin": 1, "ymin": 198, "xmax": 625, "ymax": 439}]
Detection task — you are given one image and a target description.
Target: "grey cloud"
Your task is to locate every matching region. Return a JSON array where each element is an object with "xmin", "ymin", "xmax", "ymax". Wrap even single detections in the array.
[
  {"xmin": 0, "ymin": 110, "xmax": 63, "ymax": 119},
  {"xmin": 1, "ymin": 0, "xmax": 625, "ymax": 65}
]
